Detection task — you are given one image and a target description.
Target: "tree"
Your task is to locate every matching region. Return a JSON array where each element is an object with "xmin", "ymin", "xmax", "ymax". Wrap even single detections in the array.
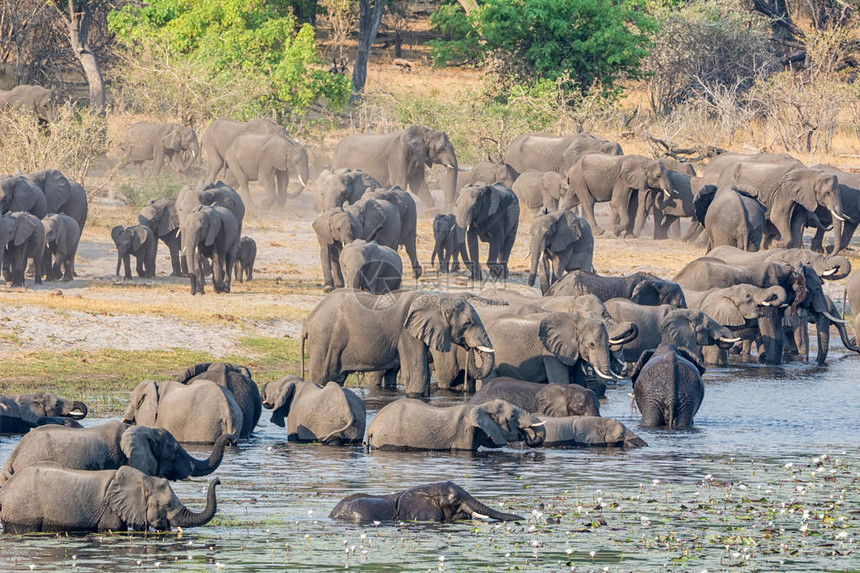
[
  {"xmin": 351, "ymin": 0, "xmax": 387, "ymax": 103},
  {"xmin": 52, "ymin": 0, "xmax": 109, "ymax": 110}
]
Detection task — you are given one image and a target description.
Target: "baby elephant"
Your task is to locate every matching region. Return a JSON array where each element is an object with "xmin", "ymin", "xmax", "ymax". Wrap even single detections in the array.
[
  {"xmin": 111, "ymin": 224, "xmax": 157, "ymax": 279},
  {"xmin": 41, "ymin": 213, "xmax": 81, "ymax": 281},
  {"xmin": 234, "ymin": 236, "xmax": 256, "ymax": 282},
  {"xmin": 471, "ymin": 377, "xmax": 600, "ymax": 417},
  {"xmin": 0, "ymin": 466, "xmax": 219, "ymax": 533},
  {"xmin": 330, "ymin": 481, "xmax": 523, "ymax": 523},
  {"xmin": 631, "ymin": 343, "xmax": 705, "ymax": 428},
  {"xmin": 431, "ymin": 212, "xmax": 468, "ymax": 273}
]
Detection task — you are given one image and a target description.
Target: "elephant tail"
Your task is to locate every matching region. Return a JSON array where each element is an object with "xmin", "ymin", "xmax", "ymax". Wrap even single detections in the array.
[{"xmin": 319, "ymin": 414, "xmax": 355, "ymax": 444}]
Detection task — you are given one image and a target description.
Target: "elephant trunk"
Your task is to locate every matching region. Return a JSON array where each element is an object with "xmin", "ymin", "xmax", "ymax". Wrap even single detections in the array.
[
  {"xmin": 65, "ymin": 401, "xmax": 88, "ymax": 420},
  {"xmin": 189, "ymin": 433, "xmax": 235, "ymax": 477},
  {"xmin": 527, "ymin": 233, "xmax": 546, "ymax": 288},
  {"xmin": 757, "ymin": 305, "xmax": 785, "ymax": 365},
  {"xmin": 115, "ymin": 251, "xmax": 122, "ymax": 277},
  {"xmin": 465, "ymin": 346, "xmax": 495, "ymax": 380},
  {"xmin": 608, "ymin": 322, "xmax": 638, "ymax": 347},
  {"xmin": 443, "ymin": 157, "xmax": 459, "ymax": 208},
  {"xmin": 520, "ymin": 423, "xmax": 546, "ymax": 448},
  {"xmin": 169, "ymin": 477, "xmax": 220, "ymax": 528},
  {"xmin": 590, "ymin": 345, "xmax": 618, "ymax": 381},
  {"xmin": 461, "ymin": 497, "xmax": 523, "ymax": 522}
]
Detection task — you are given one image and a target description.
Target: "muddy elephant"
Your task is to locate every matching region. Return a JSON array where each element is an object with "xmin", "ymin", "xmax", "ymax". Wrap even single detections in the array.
[
  {"xmin": 458, "ymin": 160, "xmax": 519, "ymax": 195},
  {"xmin": 512, "ymin": 170, "xmax": 574, "ymax": 218},
  {"xmin": 455, "ymin": 183, "xmax": 519, "ymax": 280},
  {"xmin": 111, "ymin": 224, "xmax": 156, "ymax": 279},
  {"xmin": 0, "ymin": 211, "xmax": 44, "ymax": 287},
  {"xmin": 139, "ymin": 198, "xmax": 182, "ymax": 276},
  {"xmin": 0, "ymin": 466, "xmax": 219, "ymax": 533},
  {"xmin": 471, "ymin": 377, "xmax": 600, "ymax": 417},
  {"xmin": 41, "ymin": 213, "xmax": 80, "ymax": 282},
  {"xmin": 431, "ymin": 212, "xmax": 468, "ymax": 273},
  {"xmin": 224, "ymin": 132, "xmax": 309, "ymax": 209},
  {"xmin": 25, "ymin": 169, "xmax": 88, "ymax": 233},
  {"xmin": 547, "ymin": 270, "xmax": 687, "ymax": 307},
  {"xmin": 119, "ymin": 122, "xmax": 199, "ymax": 177},
  {"xmin": 261, "ymin": 376, "xmax": 365, "ymax": 445},
  {"xmin": 332, "ymin": 125, "xmax": 458, "ymax": 208},
  {"xmin": 536, "ymin": 415, "xmax": 646, "ymax": 448},
  {"xmin": 314, "ymin": 168, "xmax": 380, "ymax": 211},
  {"xmin": 123, "ymin": 379, "xmax": 243, "ymax": 444},
  {"xmin": 631, "ymin": 343, "xmax": 705, "ymax": 428},
  {"xmin": 361, "ymin": 187, "xmax": 421, "ymax": 278},
  {"xmin": 694, "ymin": 183, "xmax": 767, "ymax": 251},
  {"xmin": 0, "ymin": 392, "xmax": 87, "ymax": 434},
  {"xmin": 234, "ymin": 236, "xmax": 256, "ymax": 282},
  {"xmin": 177, "ymin": 362, "xmax": 261, "ymax": 439},
  {"xmin": 330, "ymin": 481, "xmax": 523, "ymax": 523},
  {"xmin": 181, "ymin": 205, "xmax": 239, "ymax": 294},
  {"xmin": 810, "ymin": 164, "xmax": 860, "ymax": 253},
  {"xmin": 0, "ymin": 175, "xmax": 47, "ymax": 218},
  {"xmin": 201, "ymin": 117, "xmax": 295, "ymax": 184},
  {"xmin": 528, "ymin": 209, "xmax": 593, "ymax": 294},
  {"xmin": 367, "ymin": 398, "xmax": 545, "ymax": 451},
  {"xmin": 340, "ymin": 239, "xmax": 402, "ymax": 293},
  {"xmin": 505, "ymin": 132, "xmax": 623, "ymax": 175},
  {"xmin": 0, "ymin": 422, "xmax": 233, "ymax": 484},
  {"xmin": 0, "ymin": 84, "xmax": 57, "ymax": 122},
  {"xmin": 301, "ymin": 290, "xmax": 494, "ymax": 397}
]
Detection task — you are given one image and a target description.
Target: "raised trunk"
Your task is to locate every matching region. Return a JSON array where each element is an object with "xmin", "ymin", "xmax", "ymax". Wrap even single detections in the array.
[
  {"xmin": 189, "ymin": 433, "xmax": 235, "ymax": 476},
  {"xmin": 169, "ymin": 478, "xmax": 220, "ymax": 528},
  {"xmin": 608, "ymin": 322, "xmax": 638, "ymax": 347},
  {"xmin": 465, "ymin": 347, "xmax": 495, "ymax": 380},
  {"xmin": 520, "ymin": 425, "xmax": 545, "ymax": 447}
]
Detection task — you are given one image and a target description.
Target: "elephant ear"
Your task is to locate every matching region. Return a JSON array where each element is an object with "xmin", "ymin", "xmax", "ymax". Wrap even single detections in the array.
[
  {"xmin": 620, "ymin": 159, "xmax": 647, "ymax": 191},
  {"xmin": 538, "ymin": 313, "xmax": 580, "ymax": 366},
  {"xmin": 469, "ymin": 403, "xmax": 510, "ymax": 447},
  {"xmin": 702, "ymin": 295, "xmax": 746, "ymax": 327},
  {"xmin": 204, "ymin": 213, "xmax": 221, "ymax": 247},
  {"xmin": 692, "ymin": 184, "xmax": 717, "ymax": 224},
  {"xmin": 106, "ymin": 466, "xmax": 149, "ymax": 530},
  {"xmin": 676, "ymin": 346, "xmax": 706, "ymax": 375},
  {"xmin": 13, "ymin": 214, "xmax": 37, "ymax": 246},
  {"xmin": 120, "ymin": 426, "xmax": 160, "ymax": 475},
  {"xmin": 316, "ymin": 382, "xmax": 354, "ymax": 439},
  {"xmin": 536, "ymin": 385, "xmax": 572, "ymax": 417},
  {"xmin": 542, "ymin": 172, "xmax": 563, "ymax": 200},
  {"xmin": 132, "ymin": 226, "xmax": 148, "ymax": 251},
  {"xmin": 360, "ymin": 200, "xmax": 387, "ymax": 241},
  {"xmin": 629, "ymin": 349, "xmax": 655, "ymax": 386},
  {"xmin": 631, "ymin": 281, "xmax": 661, "ymax": 305},
  {"xmin": 404, "ymin": 296, "xmax": 452, "ymax": 352},
  {"xmin": 111, "ymin": 225, "xmax": 124, "ymax": 246},
  {"xmin": 549, "ymin": 215, "xmax": 582, "ymax": 251},
  {"xmin": 485, "ymin": 186, "xmax": 502, "ymax": 217},
  {"xmin": 780, "ymin": 169, "xmax": 818, "ymax": 212},
  {"xmin": 162, "ymin": 128, "xmax": 183, "ymax": 152},
  {"xmin": 266, "ymin": 378, "xmax": 297, "ymax": 428},
  {"xmin": 403, "ymin": 126, "xmax": 431, "ymax": 167},
  {"xmin": 43, "ymin": 170, "xmax": 72, "ymax": 204},
  {"xmin": 129, "ymin": 380, "xmax": 160, "ymax": 425},
  {"xmin": 162, "ymin": 205, "xmax": 180, "ymax": 236},
  {"xmin": 312, "ymin": 214, "xmax": 335, "ymax": 245}
]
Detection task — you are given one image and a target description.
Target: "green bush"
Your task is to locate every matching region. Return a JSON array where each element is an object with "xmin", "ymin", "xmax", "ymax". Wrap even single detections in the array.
[
  {"xmin": 116, "ymin": 175, "xmax": 184, "ymax": 209},
  {"xmin": 427, "ymin": 3, "xmax": 482, "ymax": 66}
]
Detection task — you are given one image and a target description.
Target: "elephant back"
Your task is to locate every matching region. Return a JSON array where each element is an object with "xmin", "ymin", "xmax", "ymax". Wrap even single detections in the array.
[
  {"xmin": 176, "ymin": 363, "xmax": 261, "ymax": 438},
  {"xmin": 158, "ymin": 380, "xmax": 245, "ymax": 443}
]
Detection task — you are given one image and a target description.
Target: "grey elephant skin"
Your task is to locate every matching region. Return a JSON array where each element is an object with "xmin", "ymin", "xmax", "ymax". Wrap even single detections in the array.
[
  {"xmin": 313, "ymin": 206, "xmax": 363, "ymax": 291},
  {"xmin": 471, "ymin": 377, "xmax": 600, "ymax": 417},
  {"xmin": 528, "ymin": 209, "xmax": 593, "ymax": 294},
  {"xmin": 631, "ymin": 343, "xmax": 706, "ymax": 428},
  {"xmin": 330, "ymin": 481, "xmax": 523, "ymax": 523},
  {"xmin": 177, "ymin": 362, "xmax": 262, "ymax": 439},
  {"xmin": 0, "ymin": 211, "xmax": 44, "ymax": 286},
  {"xmin": 41, "ymin": 213, "xmax": 80, "ymax": 281},
  {"xmin": 25, "ymin": 169, "xmax": 88, "ymax": 233},
  {"xmin": 455, "ymin": 183, "xmax": 519, "ymax": 280},
  {"xmin": 0, "ymin": 466, "xmax": 219, "ymax": 533},
  {"xmin": 0, "ymin": 392, "xmax": 87, "ymax": 434},
  {"xmin": 234, "ymin": 236, "xmax": 256, "ymax": 282},
  {"xmin": 0, "ymin": 175, "xmax": 47, "ymax": 218},
  {"xmin": 332, "ymin": 125, "xmax": 458, "ymax": 208},
  {"xmin": 547, "ymin": 270, "xmax": 687, "ymax": 308},
  {"xmin": 139, "ymin": 198, "xmax": 182, "ymax": 276},
  {"xmin": 314, "ymin": 168, "xmax": 380, "ymax": 211},
  {"xmin": 123, "ymin": 379, "xmax": 244, "ymax": 444},
  {"xmin": 650, "ymin": 168, "xmax": 695, "ymax": 239},
  {"xmin": 810, "ymin": 164, "xmax": 860, "ymax": 253},
  {"xmin": 512, "ymin": 170, "xmax": 573, "ymax": 218},
  {"xmin": 261, "ymin": 376, "xmax": 365, "ymax": 445},
  {"xmin": 431, "ymin": 212, "xmax": 468, "ymax": 273},
  {"xmin": 0, "ymin": 84, "xmax": 57, "ymax": 122},
  {"xmin": 458, "ymin": 161, "xmax": 519, "ymax": 192},
  {"xmin": 0, "ymin": 422, "xmax": 233, "ymax": 484},
  {"xmin": 224, "ymin": 132, "xmax": 309, "ymax": 209},
  {"xmin": 340, "ymin": 239, "xmax": 402, "ymax": 293},
  {"xmin": 693, "ymin": 183, "xmax": 767, "ymax": 251},
  {"xmin": 362, "ymin": 187, "xmax": 422, "ymax": 278},
  {"xmin": 301, "ymin": 290, "xmax": 494, "ymax": 397},
  {"xmin": 367, "ymin": 398, "xmax": 545, "ymax": 451},
  {"xmin": 706, "ymin": 246, "xmax": 851, "ymax": 281},
  {"xmin": 505, "ymin": 132, "xmax": 622, "ymax": 175},
  {"xmin": 847, "ymin": 271, "xmax": 860, "ymax": 344},
  {"xmin": 535, "ymin": 415, "xmax": 646, "ymax": 448},
  {"xmin": 181, "ymin": 205, "xmax": 239, "ymax": 294},
  {"xmin": 111, "ymin": 224, "xmax": 156, "ymax": 279},
  {"xmin": 119, "ymin": 122, "xmax": 199, "ymax": 177},
  {"xmin": 201, "ymin": 117, "xmax": 295, "ymax": 184}
]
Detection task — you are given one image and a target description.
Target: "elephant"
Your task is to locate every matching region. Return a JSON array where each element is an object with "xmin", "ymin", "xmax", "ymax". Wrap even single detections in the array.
[
  {"xmin": 111, "ymin": 224, "xmax": 156, "ymax": 279},
  {"xmin": 0, "ymin": 422, "xmax": 233, "ymax": 484},
  {"xmin": 367, "ymin": 398, "xmax": 545, "ymax": 451},
  {"xmin": 0, "ymin": 211, "xmax": 44, "ymax": 287},
  {"xmin": 658, "ymin": 157, "xmax": 696, "ymax": 177},
  {"xmin": 41, "ymin": 213, "xmax": 81, "ymax": 282},
  {"xmin": 25, "ymin": 169, "xmax": 88, "ymax": 233},
  {"xmin": 176, "ymin": 181, "xmax": 245, "ymax": 240},
  {"xmin": 332, "ymin": 125, "xmax": 458, "ymax": 207},
  {"xmin": 361, "ymin": 187, "xmax": 421, "ymax": 278},
  {"xmin": 470, "ymin": 377, "xmax": 600, "ymax": 417},
  {"xmin": 512, "ymin": 170, "xmax": 575, "ymax": 218},
  {"xmin": 122, "ymin": 379, "xmax": 243, "ymax": 444},
  {"xmin": 139, "ymin": 198, "xmax": 182, "ymax": 276},
  {"xmin": 431, "ymin": 212, "xmax": 468, "ymax": 273},
  {"xmin": 0, "ymin": 392, "xmax": 87, "ymax": 434},
  {"xmin": 455, "ymin": 183, "xmax": 520, "ymax": 280},
  {"xmin": 0, "ymin": 175, "xmax": 47, "ymax": 218},
  {"xmin": 848, "ymin": 271, "xmax": 860, "ymax": 344},
  {"xmin": 567, "ymin": 153, "xmax": 674, "ymax": 237},
  {"xmin": 693, "ymin": 183, "xmax": 767, "ymax": 251},
  {"xmin": 810, "ymin": 164, "xmax": 860, "ymax": 253},
  {"xmin": 650, "ymin": 169, "xmax": 696, "ymax": 240},
  {"xmin": 260, "ymin": 375, "xmax": 365, "ymax": 445},
  {"xmin": 314, "ymin": 168, "xmax": 380, "ymax": 211},
  {"xmin": 330, "ymin": 481, "xmax": 523, "ymax": 523},
  {"xmin": 546, "ymin": 270, "xmax": 687, "ymax": 308},
  {"xmin": 234, "ymin": 236, "xmax": 256, "ymax": 282},
  {"xmin": 0, "ymin": 466, "xmax": 219, "ymax": 533},
  {"xmin": 504, "ymin": 132, "xmax": 623, "ymax": 175},
  {"xmin": 0, "ymin": 84, "xmax": 57, "ymax": 123},
  {"xmin": 180, "ymin": 205, "xmax": 239, "ymax": 294},
  {"xmin": 535, "ymin": 415, "xmax": 647, "ymax": 448},
  {"xmin": 301, "ymin": 290, "xmax": 494, "ymax": 397},
  {"xmin": 340, "ymin": 239, "xmax": 402, "ymax": 293},
  {"xmin": 223, "ymin": 132, "xmax": 309, "ymax": 209},
  {"xmin": 119, "ymin": 122, "xmax": 199, "ymax": 177},
  {"xmin": 630, "ymin": 343, "xmax": 705, "ymax": 429},
  {"xmin": 458, "ymin": 160, "xmax": 519, "ymax": 192},
  {"xmin": 603, "ymin": 298, "xmax": 739, "ymax": 363},
  {"xmin": 176, "ymin": 362, "xmax": 262, "ymax": 439},
  {"xmin": 706, "ymin": 246, "xmax": 851, "ymax": 281},
  {"xmin": 528, "ymin": 209, "xmax": 594, "ymax": 294},
  {"xmin": 313, "ymin": 206, "xmax": 363, "ymax": 292},
  {"xmin": 201, "ymin": 117, "xmax": 295, "ymax": 184}
]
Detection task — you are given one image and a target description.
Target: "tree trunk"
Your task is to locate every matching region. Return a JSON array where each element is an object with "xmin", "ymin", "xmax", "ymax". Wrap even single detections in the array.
[
  {"xmin": 61, "ymin": 0, "xmax": 105, "ymax": 111},
  {"xmin": 455, "ymin": 0, "xmax": 478, "ymax": 15},
  {"xmin": 351, "ymin": 0, "xmax": 387, "ymax": 104}
]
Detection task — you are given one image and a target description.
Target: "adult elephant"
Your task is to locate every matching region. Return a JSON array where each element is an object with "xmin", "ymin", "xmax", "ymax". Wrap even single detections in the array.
[
  {"xmin": 25, "ymin": 169, "xmax": 88, "ymax": 233},
  {"xmin": 122, "ymin": 379, "xmax": 243, "ymax": 444},
  {"xmin": 512, "ymin": 170, "xmax": 574, "ymax": 218},
  {"xmin": 0, "ymin": 466, "xmax": 219, "ymax": 533},
  {"xmin": 180, "ymin": 205, "xmax": 239, "ymax": 295},
  {"xmin": 694, "ymin": 184, "xmax": 767, "ymax": 251},
  {"xmin": 706, "ymin": 246, "xmax": 851, "ymax": 281},
  {"xmin": 340, "ymin": 239, "xmax": 402, "ymax": 294},
  {"xmin": 176, "ymin": 362, "xmax": 262, "ymax": 439},
  {"xmin": 261, "ymin": 376, "xmax": 365, "ymax": 445},
  {"xmin": 0, "ymin": 84, "xmax": 57, "ymax": 122},
  {"xmin": 0, "ymin": 422, "xmax": 233, "ymax": 484},
  {"xmin": 536, "ymin": 416, "xmax": 646, "ymax": 448},
  {"xmin": 314, "ymin": 168, "xmax": 380, "ymax": 211},
  {"xmin": 567, "ymin": 154, "xmax": 674, "ymax": 237},
  {"xmin": 546, "ymin": 270, "xmax": 687, "ymax": 308},
  {"xmin": 312, "ymin": 207, "xmax": 363, "ymax": 292},
  {"xmin": 223, "ymin": 132, "xmax": 309, "ymax": 208},
  {"xmin": 631, "ymin": 343, "xmax": 705, "ymax": 429},
  {"xmin": 41, "ymin": 213, "xmax": 81, "ymax": 282},
  {"xmin": 848, "ymin": 271, "xmax": 860, "ymax": 345},
  {"xmin": 330, "ymin": 482, "xmax": 523, "ymax": 523},
  {"xmin": 431, "ymin": 212, "xmax": 468, "ymax": 273},
  {"xmin": 176, "ymin": 181, "xmax": 245, "ymax": 240},
  {"xmin": 301, "ymin": 290, "xmax": 494, "ymax": 397},
  {"xmin": 505, "ymin": 132, "xmax": 623, "ymax": 175},
  {"xmin": 528, "ymin": 209, "xmax": 593, "ymax": 294},
  {"xmin": 0, "ymin": 211, "xmax": 44, "ymax": 287},
  {"xmin": 458, "ymin": 160, "xmax": 519, "ymax": 191},
  {"xmin": 139, "ymin": 198, "xmax": 182, "ymax": 276},
  {"xmin": 650, "ymin": 169, "xmax": 696, "ymax": 240},
  {"xmin": 0, "ymin": 175, "xmax": 47, "ymax": 218},
  {"xmin": 119, "ymin": 122, "xmax": 199, "ymax": 177},
  {"xmin": 362, "ymin": 187, "xmax": 421, "ymax": 278},
  {"xmin": 332, "ymin": 125, "xmax": 458, "ymax": 208},
  {"xmin": 470, "ymin": 377, "xmax": 600, "ymax": 417},
  {"xmin": 367, "ymin": 398, "xmax": 544, "ymax": 451},
  {"xmin": 111, "ymin": 224, "xmax": 156, "ymax": 279},
  {"xmin": 811, "ymin": 164, "xmax": 860, "ymax": 253},
  {"xmin": 455, "ymin": 183, "xmax": 519, "ymax": 280},
  {"xmin": 201, "ymin": 117, "xmax": 294, "ymax": 184},
  {"xmin": 0, "ymin": 392, "xmax": 87, "ymax": 434}
]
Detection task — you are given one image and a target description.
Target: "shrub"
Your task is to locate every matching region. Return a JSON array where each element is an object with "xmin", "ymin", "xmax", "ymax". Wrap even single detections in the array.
[{"xmin": 115, "ymin": 174, "xmax": 184, "ymax": 209}]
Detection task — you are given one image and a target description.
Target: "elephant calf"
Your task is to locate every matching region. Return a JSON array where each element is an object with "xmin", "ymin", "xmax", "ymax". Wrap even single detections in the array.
[
  {"xmin": 234, "ymin": 236, "xmax": 257, "ymax": 282},
  {"xmin": 631, "ymin": 343, "xmax": 705, "ymax": 428},
  {"xmin": 471, "ymin": 377, "xmax": 600, "ymax": 417},
  {"xmin": 111, "ymin": 224, "xmax": 156, "ymax": 279},
  {"xmin": 535, "ymin": 415, "xmax": 646, "ymax": 448},
  {"xmin": 41, "ymin": 213, "xmax": 81, "ymax": 281},
  {"xmin": 431, "ymin": 213, "xmax": 468, "ymax": 273}
]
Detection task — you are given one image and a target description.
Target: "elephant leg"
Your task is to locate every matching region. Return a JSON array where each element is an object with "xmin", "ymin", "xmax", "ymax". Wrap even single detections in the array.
[
  {"xmin": 151, "ymin": 148, "xmax": 166, "ymax": 178},
  {"xmin": 610, "ymin": 191, "xmax": 632, "ymax": 237},
  {"xmin": 466, "ymin": 230, "xmax": 481, "ymax": 281},
  {"xmin": 319, "ymin": 246, "xmax": 336, "ymax": 292},
  {"xmin": 810, "ymin": 228, "xmax": 826, "ymax": 253},
  {"xmin": 632, "ymin": 190, "xmax": 651, "ymax": 237},
  {"xmin": 399, "ymin": 337, "xmax": 431, "ymax": 397},
  {"xmin": 411, "ymin": 178, "xmax": 435, "ymax": 209},
  {"xmin": 578, "ymin": 192, "xmax": 603, "ymax": 236},
  {"xmin": 757, "ymin": 306, "xmax": 785, "ymax": 365},
  {"xmin": 403, "ymin": 236, "xmax": 422, "ymax": 279},
  {"xmin": 486, "ymin": 236, "xmax": 503, "ymax": 279},
  {"xmin": 365, "ymin": 371, "xmax": 385, "ymax": 387},
  {"xmin": 167, "ymin": 239, "xmax": 182, "ymax": 277},
  {"xmin": 543, "ymin": 357, "xmax": 570, "ymax": 385}
]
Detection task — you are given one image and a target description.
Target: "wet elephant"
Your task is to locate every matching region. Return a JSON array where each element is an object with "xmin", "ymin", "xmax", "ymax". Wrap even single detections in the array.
[
  {"xmin": 470, "ymin": 377, "xmax": 600, "ymax": 417},
  {"xmin": 631, "ymin": 343, "xmax": 705, "ymax": 428}
]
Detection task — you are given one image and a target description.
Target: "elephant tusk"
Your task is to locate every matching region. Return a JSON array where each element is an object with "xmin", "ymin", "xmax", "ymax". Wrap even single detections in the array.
[
  {"xmin": 471, "ymin": 512, "xmax": 490, "ymax": 520},
  {"xmin": 444, "ymin": 163, "xmax": 455, "ymax": 169},
  {"xmin": 718, "ymin": 336, "xmax": 742, "ymax": 344},
  {"xmin": 832, "ymin": 210, "xmax": 846, "ymax": 222},
  {"xmin": 476, "ymin": 345, "xmax": 495, "ymax": 354},
  {"xmin": 823, "ymin": 311, "xmax": 846, "ymax": 324},
  {"xmin": 593, "ymin": 366, "xmax": 617, "ymax": 380},
  {"xmin": 822, "ymin": 268, "xmax": 838, "ymax": 277},
  {"xmin": 298, "ymin": 174, "xmax": 307, "ymax": 187},
  {"xmin": 530, "ymin": 420, "xmax": 547, "ymax": 428}
]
